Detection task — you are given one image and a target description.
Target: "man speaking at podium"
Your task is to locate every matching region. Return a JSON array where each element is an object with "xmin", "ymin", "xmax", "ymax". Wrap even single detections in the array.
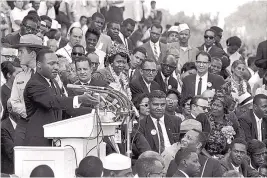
[{"xmin": 23, "ymin": 49, "xmax": 100, "ymax": 146}]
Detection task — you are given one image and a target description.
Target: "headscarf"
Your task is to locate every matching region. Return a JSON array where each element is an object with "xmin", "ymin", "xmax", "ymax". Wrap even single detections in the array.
[{"xmin": 106, "ymin": 42, "xmax": 130, "ymax": 64}]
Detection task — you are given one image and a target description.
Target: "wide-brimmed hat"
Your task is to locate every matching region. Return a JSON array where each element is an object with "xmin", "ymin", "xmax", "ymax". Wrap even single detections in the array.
[{"xmin": 11, "ymin": 34, "xmax": 48, "ymax": 49}]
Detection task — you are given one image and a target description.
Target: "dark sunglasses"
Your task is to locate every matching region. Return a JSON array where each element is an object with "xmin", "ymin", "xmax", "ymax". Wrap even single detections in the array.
[
  {"xmin": 91, "ymin": 62, "xmax": 100, "ymax": 66},
  {"xmin": 204, "ymin": 35, "xmax": 214, "ymax": 40},
  {"xmin": 72, "ymin": 52, "xmax": 84, "ymax": 56}
]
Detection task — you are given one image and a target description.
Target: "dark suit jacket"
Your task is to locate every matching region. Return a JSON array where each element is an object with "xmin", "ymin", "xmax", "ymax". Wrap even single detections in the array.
[
  {"xmin": 220, "ymin": 153, "xmax": 248, "ymax": 177},
  {"xmin": 1, "ymin": 118, "xmax": 15, "ymax": 174},
  {"xmin": 239, "ymin": 109, "xmax": 267, "ymax": 141},
  {"xmin": 1, "ymin": 31, "xmax": 20, "ymax": 47},
  {"xmin": 181, "ymin": 73, "xmax": 225, "ymax": 101},
  {"xmin": 138, "ymin": 114, "xmax": 181, "ymax": 153},
  {"xmin": 154, "ymin": 72, "xmax": 178, "ymax": 93},
  {"xmin": 141, "ymin": 41, "xmax": 167, "ymax": 65},
  {"xmin": 172, "ymin": 170, "xmax": 187, "ymax": 177},
  {"xmin": 167, "ymin": 154, "xmax": 223, "ymax": 177},
  {"xmin": 255, "ymin": 40, "xmax": 267, "ymax": 69},
  {"xmin": 23, "ymin": 73, "xmax": 74, "ymax": 146},
  {"xmin": 197, "ymin": 44, "xmax": 227, "ymax": 57},
  {"xmin": 1, "ymin": 84, "xmax": 11, "ymax": 120},
  {"xmin": 130, "ymin": 75, "xmax": 161, "ymax": 100}
]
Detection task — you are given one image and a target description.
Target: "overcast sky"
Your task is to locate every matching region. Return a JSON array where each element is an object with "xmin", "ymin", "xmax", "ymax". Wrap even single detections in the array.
[{"xmin": 144, "ymin": 0, "xmax": 253, "ymax": 27}]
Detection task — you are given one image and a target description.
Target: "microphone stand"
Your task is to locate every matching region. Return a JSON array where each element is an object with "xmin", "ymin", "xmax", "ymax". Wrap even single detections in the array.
[{"xmin": 94, "ymin": 93, "xmax": 101, "ymax": 158}]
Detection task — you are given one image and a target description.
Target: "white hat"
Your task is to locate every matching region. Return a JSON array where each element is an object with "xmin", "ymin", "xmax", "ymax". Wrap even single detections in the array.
[
  {"xmin": 178, "ymin": 23, "xmax": 190, "ymax": 33},
  {"xmin": 51, "ymin": 19, "xmax": 61, "ymax": 29},
  {"xmin": 168, "ymin": 26, "xmax": 179, "ymax": 34},
  {"xmin": 102, "ymin": 153, "xmax": 131, "ymax": 170}
]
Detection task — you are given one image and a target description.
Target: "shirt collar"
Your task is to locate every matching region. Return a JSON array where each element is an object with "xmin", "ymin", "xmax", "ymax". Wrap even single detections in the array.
[
  {"xmin": 151, "ymin": 115, "xmax": 164, "ymax": 122},
  {"xmin": 196, "ymin": 71, "xmax": 208, "ymax": 79},
  {"xmin": 253, "ymin": 111, "xmax": 262, "ymax": 121},
  {"xmin": 231, "ymin": 163, "xmax": 240, "ymax": 172},
  {"xmin": 80, "ymin": 79, "xmax": 91, "ymax": 85},
  {"xmin": 10, "ymin": 117, "xmax": 17, "ymax": 129},
  {"xmin": 180, "ymin": 45, "xmax": 192, "ymax": 51},
  {"xmin": 161, "ymin": 72, "xmax": 169, "ymax": 81},
  {"xmin": 150, "ymin": 40, "xmax": 160, "ymax": 47},
  {"xmin": 65, "ymin": 43, "xmax": 73, "ymax": 51},
  {"xmin": 179, "ymin": 170, "xmax": 189, "ymax": 178},
  {"xmin": 142, "ymin": 77, "xmax": 151, "ymax": 86}
]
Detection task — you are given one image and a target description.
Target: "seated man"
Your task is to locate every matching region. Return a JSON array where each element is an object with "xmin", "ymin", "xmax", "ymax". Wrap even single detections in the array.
[
  {"xmin": 134, "ymin": 157, "xmax": 164, "ymax": 177},
  {"xmin": 75, "ymin": 156, "xmax": 103, "ymax": 177},
  {"xmin": 30, "ymin": 165, "xmax": 54, "ymax": 177}
]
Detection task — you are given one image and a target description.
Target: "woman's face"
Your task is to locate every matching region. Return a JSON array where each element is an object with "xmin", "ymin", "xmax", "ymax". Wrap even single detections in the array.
[
  {"xmin": 211, "ymin": 99, "xmax": 224, "ymax": 117},
  {"xmin": 233, "ymin": 63, "xmax": 246, "ymax": 79},
  {"xmin": 166, "ymin": 93, "xmax": 178, "ymax": 112},
  {"xmin": 139, "ymin": 97, "xmax": 150, "ymax": 117},
  {"xmin": 183, "ymin": 99, "xmax": 191, "ymax": 116},
  {"xmin": 111, "ymin": 54, "xmax": 127, "ymax": 75}
]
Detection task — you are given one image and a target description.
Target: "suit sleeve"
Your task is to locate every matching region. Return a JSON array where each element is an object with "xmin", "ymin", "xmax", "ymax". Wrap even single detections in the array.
[
  {"xmin": 1, "ymin": 128, "xmax": 14, "ymax": 161},
  {"xmin": 25, "ymin": 82, "xmax": 74, "ymax": 110},
  {"xmin": 211, "ymin": 159, "xmax": 223, "ymax": 177},
  {"xmin": 256, "ymin": 43, "xmax": 263, "ymax": 60},
  {"xmin": 131, "ymin": 128, "xmax": 151, "ymax": 154},
  {"xmin": 239, "ymin": 116, "xmax": 253, "ymax": 141},
  {"xmin": 130, "ymin": 81, "xmax": 143, "ymax": 100}
]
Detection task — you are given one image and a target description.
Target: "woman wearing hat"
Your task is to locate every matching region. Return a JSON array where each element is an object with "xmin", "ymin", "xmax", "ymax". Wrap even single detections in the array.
[
  {"xmin": 92, "ymin": 42, "xmax": 132, "ymax": 100},
  {"xmin": 196, "ymin": 92, "xmax": 241, "ymax": 157}
]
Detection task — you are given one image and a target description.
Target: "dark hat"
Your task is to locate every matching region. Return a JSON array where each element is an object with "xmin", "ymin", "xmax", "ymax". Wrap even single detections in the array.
[
  {"xmin": 226, "ymin": 36, "xmax": 242, "ymax": 48},
  {"xmin": 210, "ymin": 26, "xmax": 223, "ymax": 34},
  {"xmin": 11, "ymin": 34, "xmax": 48, "ymax": 49}
]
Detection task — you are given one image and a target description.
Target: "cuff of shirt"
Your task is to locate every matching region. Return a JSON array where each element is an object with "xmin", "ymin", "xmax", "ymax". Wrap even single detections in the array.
[{"xmin": 73, "ymin": 96, "xmax": 81, "ymax": 108}]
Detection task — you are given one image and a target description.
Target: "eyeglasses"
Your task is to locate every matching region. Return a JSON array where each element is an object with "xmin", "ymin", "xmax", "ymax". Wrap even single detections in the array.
[
  {"xmin": 195, "ymin": 104, "xmax": 209, "ymax": 111},
  {"xmin": 161, "ymin": 63, "xmax": 176, "ymax": 69},
  {"xmin": 236, "ymin": 67, "xmax": 246, "ymax": 72},
  {"xmin": 139, "ymin": 103, "xmax": 149, "ymax": 107},
  {"xmin": 72, "ymin": 52, "xmax": 84, "ymax": 56},
  {"xmin": 204, "ymin": 35, "xmax": 214, "ymax": 40},
  {"xmin": 142, "ymin": 69, "xmax": 157, "ymax": 74},
  {"xmin": 196, "ymin": 61, "xmax": 209, "ymax": 65},
  {"xmin": 91, "ymin": 62, "xmax": 100, "ymax": 66},
  {"xmin": 166, "ymin": 98, "xmax": 178, "ymax": 103}
]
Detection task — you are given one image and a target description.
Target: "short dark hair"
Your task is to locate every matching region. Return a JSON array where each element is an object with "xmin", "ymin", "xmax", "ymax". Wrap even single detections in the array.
[
  {"xmin": 167, "ymin": 89, "xmax": 181, "ymax": 101},
  {"xmin": 196, "ymin": 51, "xmax": 212, "ymax": 62},
  {"xmin": 253, "ymin": 94, "xmax": 267, "ymax": 105},
  {"xmin": 132, "ymin": 46, "xmax": 147, "ymax": 57},
  {"xmin": 36, "ymin": 49, "xmax": 54, "ymax": 62},
  {"xmin": 1, "ymin": 61, "xmax": 20, "ymax": 80},
  {"xmin": 230, "ymin": 138, "xmax": 247, "ymax": 150},
  {"xmin": 132, "ymin": 93, "xmax": 149, "ymax": 111},
  {"xmin": 80, "ymin": 15, "xmax": 87, "ymax": 21},
  {"xmin": 148, "ymin": 90, "xmax": 166, "ymax": 100},
  {"xmin": 174, "ymin": 148, "xmax": 197, "ymax": 167},
  {"xmin": 72, "ymin": 44, "xmax": 85, "ymax": 53},
  {"xmin": 204, "ymin": 28, "xmax": 216, "ymax": 36},
  {"xmin": 134, "ymin": 157, "xmax": 162, "ymax": 177},
  {"xmin": 151, "ymin": 1, "xmax": 156, "ymax": 5},
  {"xmin": 247, "ymin": 56, "xmax": 257, "ymax": 67},
  {"xmin": 40, "ymin": 15, "xmax": 52, "ymax": 23},
  {"xmin": 75, "ymin": 156, "xmax": 103, "ymax": 177},
  {"xmin": 210, "ymin": 26, "xmax": 223, "ymax": 34},
  {"xmin": 30, "ymin": 165, "xmax": 54, "ymax": 177},
  {"xmin": 211, "ymin": 57, "xmax": 222, "ymax": 64},
  {"xmin": 181, "ymin": 62, "xmax": 196, "ymax": 74},
  {"xmin": 190, "ymin": 95, "xmax": 206, "ymax": 109},
  {"xmin": 92, "ymin": 12, "xmax": 105, "ymax": 21},
  {"xmin": 140, "ymin": 59, "xmax": 156, "ymax": 69},
  {"xmin": 122, "ymin": 18, "xmax": 135, "ymax": 27},
  {"xmin": 181, "ymin": 95, "xmax": 193, "ymax": 107},
  {"xmin": 192, "ymin": 129, "xmax": 207, "ymax": 149},
  {"xmin": 74, "ymin": 56, "xmax": 91, "ymax": 67},
  {"xmin": 69, "ymin": 27, "xmax": 82, "ymax": 35},
  {"xmin": 151, "ymin": 23, "xmax": 163, "ymax": 33},
  {"xmin": 247, "ymin": 139, "xmax": 266, "ymax": 156},
  {"xmin": 22, "ymin": 14, "xmax": 39, "ymax": 25},
  {"xmin": 107, "ymin": 21, "xmax": 120, "ymax": 29},
  {"xmin": 85, "ymin": 27, "xmax": 101, "ymax": 40}
]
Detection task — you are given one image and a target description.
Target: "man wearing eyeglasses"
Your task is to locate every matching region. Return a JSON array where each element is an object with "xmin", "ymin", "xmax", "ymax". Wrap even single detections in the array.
[
  {"xmin": 130, "ymin": 59, "xmax": 161, "ymax": 100},
  {"xmin": 181, "ymin": 51, "xmax": 225, "ymax": 101},
  {"xmin": 189, "ymin": 96, "xmax": 209, "ymax": 119},
  {"xmin": 154, "ymin": 54, "xmax": 178, "ymax": 93},
  {"xmin": 71, "ymin": 44, "xmax": 85, "ymax": 61},
  {"xmin": 198, "ymin": 28, "xmax": 226, "ymax": 58}
]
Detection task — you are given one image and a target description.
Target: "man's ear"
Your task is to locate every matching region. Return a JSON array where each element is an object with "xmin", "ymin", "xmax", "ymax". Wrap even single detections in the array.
[
  {"xmin": 7, "ymin": 73, "xmax": 11, "ymax": 79},
  {"xmin": 30, "ymin": 51, "xmax": 37, "ymax": 60},
  {"xmin": 36, "ymin": 61, "xmax": 41, "ymax": 69}
]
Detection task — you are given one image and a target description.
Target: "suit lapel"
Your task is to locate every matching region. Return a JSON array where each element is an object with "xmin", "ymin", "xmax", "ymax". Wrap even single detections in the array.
[
  {"xmin": 250, "ymin": 110, "xmax": 258, "ymax": 139},
  {"xmin": 191, "ymin": 74, "xmax": 196, "ymax": 95},
  {"xmin": 156, "ymin": 72, "xmax": 165, "ymax": 91},
  {"xmin": 164, "ymin": 114, "xmax": 174, "ymax": 144},
  {"xmin": 146, "ymin": 116, "xmax": 160, "ymax": 151},
  {"xmin": 6, "ymin": 119, "xmax": 15, "ymax": 141},
  {"xmin": 140, "ymin": 76, "xmax": 149, "ymax": 93}
]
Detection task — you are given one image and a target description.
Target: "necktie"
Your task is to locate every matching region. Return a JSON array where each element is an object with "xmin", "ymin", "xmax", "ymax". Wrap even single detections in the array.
[
  {"xmin": 157, "ymin": 119, "xmax": 165, "ymax": 154},
  {"xmin": 50, "ymin": 79, "xmax": 57, "ymax": 95},
  {"xmin": 164, "ymin": 77, "xmax": 168, "ymax": 91},
  {"xmin": 197, "ymin": 77, "xmax": 202, "ymax": 95},
  {"xmin": 30, "ymin": 69, "xmax": 34, "ymax": 77},
  {"xmin": 130, "ymin": 69, "xmax": 134, "ymax": 80},
  {"xmin": 154, "ymin": 43, "xmax": 158, "ymax": 60},
  {"xmin": 259, "ymin": 119, "xmax": 262, "ymax": 141}
]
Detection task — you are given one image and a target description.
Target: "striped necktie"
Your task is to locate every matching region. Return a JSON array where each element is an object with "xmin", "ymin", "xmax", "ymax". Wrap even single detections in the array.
[
  {"xmin": 157, "ymin": 119, "xmax": 165, "ymax": 154},
  {"xmin": 154, "ymin": 43, "xmax": 159, "ymax": 60}
]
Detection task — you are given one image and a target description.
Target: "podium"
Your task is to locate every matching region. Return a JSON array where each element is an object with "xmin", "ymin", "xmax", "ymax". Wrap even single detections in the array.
[{"xmin": 43, "ymin": 110, "xmax": 121, "ymax": 164}]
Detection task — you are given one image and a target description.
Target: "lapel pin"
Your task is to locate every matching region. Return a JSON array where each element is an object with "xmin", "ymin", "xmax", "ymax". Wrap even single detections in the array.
[{"xmin": 151, "ymin": 129, "xmax": 157, "ymax": 135}]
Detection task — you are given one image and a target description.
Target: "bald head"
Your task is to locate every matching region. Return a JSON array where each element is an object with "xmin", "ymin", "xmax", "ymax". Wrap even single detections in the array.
[
  {"xmin": 69, "ymin": 27, "xmax": 83, "ymax": 47},
  {"xmin": 202, "ymin": 89, "xmax": 215, "ymax": 106}
]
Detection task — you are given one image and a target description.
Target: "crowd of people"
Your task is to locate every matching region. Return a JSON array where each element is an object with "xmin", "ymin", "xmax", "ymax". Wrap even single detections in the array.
[{"xmin": 1, "ymin": 0, "xmax": 267, "ymax": 177}]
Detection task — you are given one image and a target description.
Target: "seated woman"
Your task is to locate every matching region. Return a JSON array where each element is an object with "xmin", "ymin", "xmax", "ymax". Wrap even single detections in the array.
[
  {"xmin": 132, "ymin": 93, "xmax": 150, "ymax": 121},
  {"xmin": 196, "ymin": 92, "xmax": 242, "ymax": 157},
  {"xmin": 179, "ymin": 96, "xmax": 193, "ymax": 121},
  {"xmin": 92, "ymin": 43, "xmax": 132, "ymax": 100}
]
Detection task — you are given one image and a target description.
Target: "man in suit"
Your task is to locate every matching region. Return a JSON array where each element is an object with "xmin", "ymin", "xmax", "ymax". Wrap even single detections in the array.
[
  {"xmin": 119, "ymin": 18, "xmax": 136, "ymax": 52},
  {"xmin": 138, "ymin": 90, "xmax": 181, "ymax": 154},
  {"xmin": 140, "ymin": 23, "xmax": 167, "ymax": 65},
  {"xmin": 128, "ymin": 47, "xmax": 147, "ymax": 82},
  {"xmin": 106, "ymin": 21, "xmax": 121, "ymax": 43},
  {"xmin": 247, "ymin": 139, "xmax": 266, "ymax": 173},
  {"xmin": 255, "ymin": 40, "xmax": 267, "ymax": 69},
  {"xmin": 239, "ymin": 94, "xmax": 267, "ymax": 142},
  {"xmin": 164, "ymin": 129, "xmax": 223, "ymax": 177},
  {"xmin": 154, "ymin": 54, "xmax": 178, "ymax": 93},
  {"xmin": 23, "ymin": 49, "xmax": 100, "ymax": 146},
  {"xmin": 190, "ymin": 95, "xmax": 209, "ymax": 119},
  {"xmin": 220, "ymin": 138, "xmax": 249, "ymax": 177},
  {"xmin": 172, "ymin": 148, "xmax": 201, "ymax": 177},
  {"xmin": 181, "ymin": 51, "xmax": 225, "ymax": 101},
  {"xmin": 198, "ymin": 29, "xmax": 226, "ymax": 58},
  {"xmin": 130, "ymin": 60, "xmax": 161, "ymax": 100},
  {"xmin": 134, "ymin": 157, "xmax": 164, "ymax": 177}
]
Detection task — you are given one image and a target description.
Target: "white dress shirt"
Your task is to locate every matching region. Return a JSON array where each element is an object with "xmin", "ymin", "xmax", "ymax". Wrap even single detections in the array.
[
  {"xmin": 10, "ymin": 118, "xmax": 17, "ymax": 129},
  {"xmin": 161, "ymin": 72, "xmax": 170, "ymax": 88},
  {"xmin": 56, "ymin": 43, "xmax": 73, "ymax": 63},
  {"xmin": 195, "ymin": 72, "xmax": 208, "ymax": 95},
  {"xmin": 129, "ymin": 68, "xmax": 135, "ymax": 78},
  {"xmin": 204, "ymin": 45, "xmax": 212, "ymax": 53},
  {"xmin": 231, "ymin": 163, "xmax": 240, "ymax": 173},
  {"xmin": 119, "ymin": 32, "xmax": 128, "ymax": 49},
  {"xmin": 150, "ymin": 40, "xmax": 160, "ymax": 59},
  {"xmin": 38, "ymin": 1, "xmax": 56, "ymax": 19},
  {"xmin": 143, "ymin": 78, "xmax": 151, "ymax": 92},
  {"xmin": 151, "ymin": 115, "xmax": 171, "ymax": 148},
  {"xmin": 254, "ymin": 112, "xmax": 263, "ymax": 141}
]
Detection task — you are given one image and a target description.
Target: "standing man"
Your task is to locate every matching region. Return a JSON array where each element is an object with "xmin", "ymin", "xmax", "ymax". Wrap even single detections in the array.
[
  {"xmin": 56, "ymin": 27, "xmax": 83, "ymax": 63},
  {"xmin": 141, "ymin": 23, "xmax": 167, "ymax": 65},
  {"xmin": 210, "ymin": 26, "xmax": 223, "ymax": 49},
  {"xmin": 181, "ymin": 51, "xmax": 225, "ymax": 101},
  {"xmin": 10, "ymin": 34, "xmax": 46, "ymax": 146},
  {"xmin": 177, "ymin": 23, "xmax": 199, "ymax": 73},
  {"xmin": 138, "ymin": 90, "xmax": 181, "ymax": 154},
  {"xmin": 154, "ymin": 54, "xmax": 178, "ymax": 93},
  {"xmin": 119, "ymin": 18, "xmax": 136, "ymax": 51},
  {"xmin": 130, "ymin": 60, "xmax": 161, "ymax": 99},
  {"xmin": 23, "ymin": 49, "xmax": 99, "ymax": 146}
]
